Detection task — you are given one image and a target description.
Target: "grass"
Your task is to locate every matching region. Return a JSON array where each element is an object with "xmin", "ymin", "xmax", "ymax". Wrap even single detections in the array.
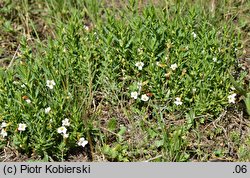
[{"xmin": 0, "ymin": 0, "xmax": 250, "ymax": 162}]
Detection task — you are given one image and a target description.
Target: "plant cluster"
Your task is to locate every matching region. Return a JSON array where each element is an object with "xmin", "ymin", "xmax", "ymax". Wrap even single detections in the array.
[{"xmin": 0, "ymin": 0, "xmax": 244, "ymax": 161}]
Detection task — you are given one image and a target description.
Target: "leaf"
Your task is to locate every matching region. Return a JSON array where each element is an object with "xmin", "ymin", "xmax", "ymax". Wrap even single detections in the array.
[
  {"xmin": 102, "ymin": 144, "xmax": 111, "ymax": 154},
  {"xmin": 117, "ymin": 126, "xmax": 126, "ymax": 136},
  {"xmin": 155, "ymin": 140, "xmax": 164, "ymax": 148},
  {"xmin": 117, "ymin": 125, "xmax": 126, "ymax": 142},
  {"xmin": 185, "ymin": 110, "xmax": 195, "ymax": 130},
  {"xmin": 148, "ymin": 128, "xmax": 157, "ymax": 138},
  {"xmin": 244, "ymin": 93, "xmax": 250, "ymax": 117},
  {"xmin": 107, "ymin": 118, "xmax": 117, "ymax": 131}
]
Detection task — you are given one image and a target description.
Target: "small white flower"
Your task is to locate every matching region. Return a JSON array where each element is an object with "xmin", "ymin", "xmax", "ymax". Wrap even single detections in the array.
[
  {"xmin": 21, "ymin": 84, "xmax": 26, "ymax": 88},
  {"xmin": 0, "ymin": 129, "xmax": 7, "ymax": 138},
  {"xmin": 62, "ymin": 118, "xmax": 70, "ymax": 127},
  {"xmin": 141, "ymin": 94, "xmax": 149, "ymax": 101},
  {"xmin": 78, "ymin": 137, "xmax": 88, "ymax": 147},
  {"xmin": 170, "ymin": 63, "xmax": 178, "ymax": 71},
  {"xmin": 57, "ymin": 126, "xmax": 67, "ymax": 134},
  {"xmin": 46, "ymin": 80, "xmax": 56, "ymax": 89},
  {"xmin": 1, "ymin": 122, "xmax": 7, "ymax": 128},
  {"xmin": 84, "ymin": 25, "xmax": 90, "ymax": 31},
  {"xmin": 26, "ymin": 99, "xmax": 31, "ymax": 104},
  {"xmin": 131, "ymin": 91, "xmax": 138, "ymax": 99},
  {"xmin": 13, "ymin": 81, "xmax": 19, "ymax": 85},
  {"xmin": 18, "ymin": 123, "xmax": 27, "ymax": 131},
  {"xmin": 45, "ymin": 107, "xmax": 51, "ymax": 114},
  {"xmin": 228, "ymin": 93, "xmax": 237, "ymax": 104},
  {"xmin": 63, "ymin": 133, "xmax": 69, "ymax": 138},
  {"xmin": 174, "ymin": 97, "xmax": 183, "ymax": 105},
  {"xmin": 191, "ymin": 32, "xmax": 197, "ymax": 38},
  {"xmin": 135, "ymin": 62, "xmax": 144, "ymax": 70},
  {"xmin": 212, "ymin": 57, "xmax": 217, "ymax": 62}
]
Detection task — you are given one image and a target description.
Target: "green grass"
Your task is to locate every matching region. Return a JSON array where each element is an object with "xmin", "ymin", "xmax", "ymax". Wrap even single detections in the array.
[{"xmin": 0, "ymin": 0, "xmax": 250, "ymax": 161}]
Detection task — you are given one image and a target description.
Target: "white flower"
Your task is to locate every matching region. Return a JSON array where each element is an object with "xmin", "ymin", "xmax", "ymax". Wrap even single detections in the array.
[
  {"xmin": 1, "ymin": 122, "xmax": 7, "ymax": 128},
  {"xmin": 78, "ymin": 137, "xmax": 88, "ymax": 147},
  {"xmin": 26, "ymin": 99, "xmax": 31, "ymax": 104},
  {"xmin": 212, "ymin": 57, "xmax": 217, "ymax": 62},
  {"xmin": 228, "ymin": 93, "xmax": 237, "ymax": 104},
  {"xmin": 141, "ymin": 94, "xmax": 149, "ymax": 101},
  {"xmin": 135, "ymin": 62, "xmax": 144, "ymax": 70},
  {"xmin": 84, "ymin": 25, "xmax": 90, "ymax": 31},
  {"xmin": 57, "ymin": 126, "xmax": 67, "ymax": 134},
  {"xmin": 18, "ymin": 123, "xmax": 27, "ymax": 131},
  {"xmin": 170, "ymin": 63, "xmax": 178, "ymax": 71},
  {"xmin": 46, "ymin": 80, "xmax": 56, "ymax": 89},
  {"xmin": 131, "ymin": 91, "xmax": 138, "ymax": 99},
  {"xmin": 45, "ymin": 107, "xmax": 51, "ymax": 114},
  {"xmin": 0, "ymin": 129, "xmax": 7, "ymax": 138},
  {"xmin": 63, "ymin": 133, "xmax": 69, "ymax": 138},
  {"xmin": 191, "ymin": 32, "xmax": 197, "ymax": 38},
  {"xmin": 62, "ymin": 118, "xmax": 70, "ymax": 127},
  {"xmin": 174, "ymin": 97, "xmax": 183, "ymax": 105},
  {"xmin": 21, "ymin": 84, "xmax": 26, "ymax": 88}
]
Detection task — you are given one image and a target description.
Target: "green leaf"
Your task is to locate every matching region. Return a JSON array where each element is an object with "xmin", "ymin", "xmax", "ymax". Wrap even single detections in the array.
[
  {"xmin": 107, "ymin": 118, "xmax": 117, "ymax": 131},
  {"xmin": 244, "ymin": 93, "xmax": 250, "ymax": 117},
  {"xmin": 117, "ymin": 125, "xmax": 126, "ymax": 142},
  {"xmin": 154, "ymin": 139, "xmax": 164, "ymax": 148}
]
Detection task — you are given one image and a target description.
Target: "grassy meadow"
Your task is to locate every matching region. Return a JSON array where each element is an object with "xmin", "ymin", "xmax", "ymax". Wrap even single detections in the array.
[{"xmin": 0, "ymin": 0, "xmax": 250, "ymax": 162}]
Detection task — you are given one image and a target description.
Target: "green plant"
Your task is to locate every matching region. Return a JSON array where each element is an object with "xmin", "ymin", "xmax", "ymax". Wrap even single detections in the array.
[
  {"xmin": 0, "ymin": 0, "xmax": 245, "ymax": 162},
  {"xmin": 229, "ymin": 74, "xmax": 250, "ymax": 117}
]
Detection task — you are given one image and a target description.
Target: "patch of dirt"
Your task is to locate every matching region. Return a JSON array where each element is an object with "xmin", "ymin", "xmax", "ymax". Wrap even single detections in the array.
[
  {"xmin": 0, "ymin": 1, "xmax": 54, "ymax": 68},
  {"xmin": 187, "ymin": 108, "xmax": 250, "ymax": 162}
]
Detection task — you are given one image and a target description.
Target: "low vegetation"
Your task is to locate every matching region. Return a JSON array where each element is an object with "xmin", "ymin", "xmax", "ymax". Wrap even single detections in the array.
[{"xmin": 0, "ymin": 0, "xmax": 249, "ymax": 161}]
